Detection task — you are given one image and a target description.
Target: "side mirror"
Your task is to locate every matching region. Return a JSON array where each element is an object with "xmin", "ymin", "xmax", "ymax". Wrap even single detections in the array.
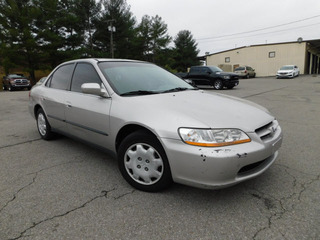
[{"xmin": 81, "ymin": 83, "xmax": 109, "ymax": 98}]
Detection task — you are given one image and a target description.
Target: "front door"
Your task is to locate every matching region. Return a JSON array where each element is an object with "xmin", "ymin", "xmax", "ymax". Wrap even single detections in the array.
[{"xmin": 64, "ymin": 62, "xmax": 112, "ymax": 149}]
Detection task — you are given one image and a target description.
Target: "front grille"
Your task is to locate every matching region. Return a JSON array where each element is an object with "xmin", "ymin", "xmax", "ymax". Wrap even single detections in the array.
[
  {"xmin": 255, "ymin": 120, "xmax": 278, "ymax": 141},
  {"xmin": 14, "ymin": 79, "xmax": 28, "ymax": 85}
]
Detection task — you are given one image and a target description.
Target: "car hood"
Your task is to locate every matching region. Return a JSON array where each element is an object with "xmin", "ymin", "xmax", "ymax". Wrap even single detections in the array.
[{"xmin": 112, "ymin": 90, "xmax": 274, "ymax": 139}]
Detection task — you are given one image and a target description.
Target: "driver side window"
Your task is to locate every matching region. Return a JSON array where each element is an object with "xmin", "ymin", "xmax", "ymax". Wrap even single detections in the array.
[{"xmin": 71, "ymin": 63, "xmax": 102, "ymax": 93}]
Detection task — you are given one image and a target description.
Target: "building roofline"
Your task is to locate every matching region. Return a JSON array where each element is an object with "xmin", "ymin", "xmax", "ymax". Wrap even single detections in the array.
[{"xmin": 203, "ymin": 38, "xmax": 320, "ymax": 57}]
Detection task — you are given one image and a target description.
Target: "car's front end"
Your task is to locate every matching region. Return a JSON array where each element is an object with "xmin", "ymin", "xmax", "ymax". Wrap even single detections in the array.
[
  {"xmin": 162, "ymin": 119, "xmax": 282, "ymax": 189},
  {"xmin": 276, "ymin": 70, "xmax": 294, "ymax": 78},
  {"xmin": 276, "ymin": 65, "xmax": 297, "ymax": 79},
  {"xmin": 217, "ymin": 72, "xmax": 239, "ymax": 88},
  {"xmin": 7, "ymin": 76, "xmax": 31, "ymax": 90},
  {"xmin": 112, "ymin": 90, "xmax": 283, "ymax": 190}
]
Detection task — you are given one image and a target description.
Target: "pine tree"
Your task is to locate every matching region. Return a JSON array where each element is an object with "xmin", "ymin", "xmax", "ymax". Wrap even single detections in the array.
[{"xmin": 173, "ymin": 30, "xmax": 199, "ymax": 72}]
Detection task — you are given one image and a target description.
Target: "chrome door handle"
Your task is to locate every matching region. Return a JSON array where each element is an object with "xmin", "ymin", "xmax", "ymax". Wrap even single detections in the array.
[{"xmin": 66, "ymin": 102, "xmax": 72, "ymax": 108}]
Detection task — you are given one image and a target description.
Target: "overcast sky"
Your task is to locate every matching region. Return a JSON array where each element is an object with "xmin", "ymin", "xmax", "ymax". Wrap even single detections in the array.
[{"xmin": 126, "ymin": 0, "xmax": 320, "ymax": 56}]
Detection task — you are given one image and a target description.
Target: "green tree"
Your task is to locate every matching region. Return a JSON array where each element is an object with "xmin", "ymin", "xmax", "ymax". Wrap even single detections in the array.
[
  {"xmin": 32, "ymin": 0, "xmax": 71, "ymax": 69},
  {"xmin": 73, "ymin": 0, "xmax": 102, "ymax": 55},
  {"xmin": 135, "ymin": 15, "xmax": 152, "ymax": 61},
  {"xmin": 172, "ymin": 30, "xmax": 199, "ymax": 72},
  {"xmin": 94, "ymin": 0, "xmax": 137, "ymax": 58},
  {"xmin": 149, "ymin": 15, "xmax": 171, "ymax": 64},
  {"xmin": 0, "ymin": 0, "xmax": 39, "ymax": 81},
  {"xmin": 136, "ymin": 15, "xmax": 171, "ymax": 65}
]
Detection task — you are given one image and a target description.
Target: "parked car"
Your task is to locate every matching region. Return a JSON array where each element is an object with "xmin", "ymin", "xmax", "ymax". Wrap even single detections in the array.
[
  {"xmin": 234, "ymin": 66, "xmax": 256, "ymax": 79},
  {"xmin": 29, "ymin": 59, "xmax": 282, "ymax": 192},
  {"xmin": 35, "ymin": 77, "xmax": 47, "ymax": 86},
  {"xmin": 276, "ymin": 65, "xmax": 299, "ymax": 78},
  {"xmin": 2, "ymin": 74, "xmax": 31, "ymax": 91},
  {"xmin": 182, "ymin": 66, "xmax": 239, "ymax": 90}
]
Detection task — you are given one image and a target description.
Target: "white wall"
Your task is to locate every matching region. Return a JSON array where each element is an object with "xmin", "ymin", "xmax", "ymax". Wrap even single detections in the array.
[{"xmin": 206, "ymin": 42, "xmax": 307, "ymax": 77}]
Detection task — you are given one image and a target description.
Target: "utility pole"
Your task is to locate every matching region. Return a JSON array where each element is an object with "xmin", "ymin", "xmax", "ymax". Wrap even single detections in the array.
[{"xmin": 107, "ymin": 19, "xmax": 116, "ymax": 58}]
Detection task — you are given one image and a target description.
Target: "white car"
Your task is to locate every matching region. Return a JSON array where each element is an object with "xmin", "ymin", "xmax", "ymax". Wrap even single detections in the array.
[
  {"xmin": 276, "ymin": 65, "xmax": 299, "ymax": 78},
  {"xmin": 29, "ymin": 58, "xmax": 283, "ymax": 192}
]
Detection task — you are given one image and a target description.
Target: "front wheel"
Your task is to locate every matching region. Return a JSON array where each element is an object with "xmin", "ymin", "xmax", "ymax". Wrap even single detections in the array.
[
  {"xmin": 118, "ymin": 130, "xmax": 172, "ymax": 192},
  {"xmin": 213, "ymin": 79, "xmax": 223, "ymax": 90},
  {"xmin": 36, "ymin": 108, "xmax": 54, "ymax": 140}
]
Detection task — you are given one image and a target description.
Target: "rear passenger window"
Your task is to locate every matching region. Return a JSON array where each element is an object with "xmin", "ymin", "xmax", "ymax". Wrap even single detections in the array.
[
  {"xmin": 71, "ymin": 63, "xmax": 102, "ymax": 93},
  {"xmin": 50, "ymin": 64, "xmax": 74, "ymax": 90}
]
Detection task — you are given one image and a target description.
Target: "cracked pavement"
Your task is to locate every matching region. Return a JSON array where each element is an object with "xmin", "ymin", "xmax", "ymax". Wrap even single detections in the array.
[{"xmin": 0, "ymin": 76, "xmax": 319, "ymax": 239}]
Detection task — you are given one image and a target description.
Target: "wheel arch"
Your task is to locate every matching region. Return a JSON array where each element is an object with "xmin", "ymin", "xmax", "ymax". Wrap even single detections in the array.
[
  {"xmin": 115, "ymin": 124, "xmax": 159, "ymax": 152},
  {"xmin": 33, "ymin": 104, "xmax": 43, "ymax": 118}
]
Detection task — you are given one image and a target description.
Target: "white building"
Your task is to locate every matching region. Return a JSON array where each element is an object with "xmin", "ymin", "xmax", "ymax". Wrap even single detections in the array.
[{"xmin": 205, "ymin": 39, "xmax": 320, "ymax": 77}]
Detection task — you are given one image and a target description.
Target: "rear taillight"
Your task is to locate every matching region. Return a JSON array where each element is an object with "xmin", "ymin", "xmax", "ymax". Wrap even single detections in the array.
[{"xmin": 244, "ymin": 70, "xmax": 247, "ymax": 73}]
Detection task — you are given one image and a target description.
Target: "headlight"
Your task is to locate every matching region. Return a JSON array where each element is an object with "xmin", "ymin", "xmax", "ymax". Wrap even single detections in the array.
[
  {"xmin": 223, "ymin": 76, "xmax": 230, "ymax": 79},
  {"xmin": 178, "ymin": 128, "xmax": 251, "ymax": 147}
]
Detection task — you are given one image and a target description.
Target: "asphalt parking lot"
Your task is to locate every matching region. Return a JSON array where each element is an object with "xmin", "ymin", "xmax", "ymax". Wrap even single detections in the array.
[{"xmin": 0, "ymin": 75, "xmax": 319, "ymax": 240}]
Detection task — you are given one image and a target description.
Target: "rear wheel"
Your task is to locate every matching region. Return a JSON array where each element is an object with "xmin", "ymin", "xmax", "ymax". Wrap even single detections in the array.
[
  {"xmin": 36, "ymin": 108, "xmax": 54, "ymax": 140},
  {"xmin": 246, "ymin": 74, "xmax": 250, "ymax": 79},
  {"xmin": 213, "ymin": 79, "xmax": 223, "ymax": 90},
  {"xmin": 118, "ymin": 130, "xmax": 172, "ymax": 192}
]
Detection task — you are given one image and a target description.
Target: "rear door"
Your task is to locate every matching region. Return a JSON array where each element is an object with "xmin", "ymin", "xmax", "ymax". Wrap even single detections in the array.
[
  {"xmin": 64, "ymin": 62, "xmax": 112, "ymax": 149},
  {"xmin": 42, "ymin": 63, "xmax": 74, "ymax": 132}
]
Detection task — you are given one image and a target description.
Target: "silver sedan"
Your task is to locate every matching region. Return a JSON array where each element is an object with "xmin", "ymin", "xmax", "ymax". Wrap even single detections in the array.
[{"xmin": 29, "ymin": 59, "xmax": 283, "ymax": 192}]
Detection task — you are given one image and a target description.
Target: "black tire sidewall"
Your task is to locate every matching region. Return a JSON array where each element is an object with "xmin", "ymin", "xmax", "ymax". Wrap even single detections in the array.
[{"xmin": 118, "ymin": 130, "xmax": 172, "ymax": 192}]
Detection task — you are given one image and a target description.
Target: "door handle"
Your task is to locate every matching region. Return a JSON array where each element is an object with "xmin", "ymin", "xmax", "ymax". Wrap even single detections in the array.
[{"xmin": 66, "ymin": 102, "xmax": 72, "ymax": 108}]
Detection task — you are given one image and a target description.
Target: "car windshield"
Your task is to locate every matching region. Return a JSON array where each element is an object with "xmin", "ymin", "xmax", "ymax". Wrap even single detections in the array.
[
  {"xmin": 98, "ymin": 62, "xmax": 196, "ymax": 96},
  {"xmin": 8, "ymin": 74, "xmax": 25, "ymax": 78},
  {"xmin": 280, "ymin": 66, "xmax": 294, "ymax": 70},
  {"xmin": 208, "ymin": 66, "xmax": 223, "ymax": 72}
]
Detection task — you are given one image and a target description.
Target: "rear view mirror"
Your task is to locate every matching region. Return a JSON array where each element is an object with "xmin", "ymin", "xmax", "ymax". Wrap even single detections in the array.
[{"xmin": 81, "ymin": 83, "xmax": 109, "ymax": 98}]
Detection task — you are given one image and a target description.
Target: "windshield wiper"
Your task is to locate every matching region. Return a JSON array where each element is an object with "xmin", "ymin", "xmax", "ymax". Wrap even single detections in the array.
[
  {"xmin": 120, "ymin": 90, "xmax": 159, "ymax": 96},
  {"xmin": 161, "ymin": 87, "xmax": 197, "ymax": 93}
]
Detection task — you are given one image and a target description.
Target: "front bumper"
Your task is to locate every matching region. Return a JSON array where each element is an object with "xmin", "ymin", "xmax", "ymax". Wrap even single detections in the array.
[
  {"xmin": 161, "ymin": 126, "xmax": 282, "ymax": 189},
  {"xmin": 11, "ymin": 84, "xmax": 31, "ymax": 88},
  {"xmin": 276, "ymin": 72, "xmax": 294, "ymax": 78},
  {"xmin": 224, "ymin": 79, "xmax": 239, "ymax": 87}
]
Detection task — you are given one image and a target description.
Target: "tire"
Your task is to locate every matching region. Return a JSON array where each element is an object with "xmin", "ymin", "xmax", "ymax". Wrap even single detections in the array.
[
  {"xmin": 8, "ymin": 85, "xmax": 13, "ymax": 91},
  {"xmin": 118, "ymin": 130, "xmax": 172, "ymax": 192},
  {"xmin": 2, "ymin": 85, "xmax": 6, "ymax": 91},
  {"xmin": 36, "ymin": 108, "xmax": 54, "ymax": 140},
  {"xmin": 213, "ymin": 79, "xmax": 223, "ymax": 90},
  {"xmin": 246, "ymin": 74, "xmax": 250, "ymax": 79},
  {"xmin": 253, "ymin": 73, "xmax": 256, "ymax": 78}
]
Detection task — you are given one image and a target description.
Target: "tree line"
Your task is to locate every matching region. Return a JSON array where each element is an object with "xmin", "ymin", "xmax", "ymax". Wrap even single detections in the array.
[{"xmin": 0, "ymin": 0, "xmax": 200, "ymax": 82}]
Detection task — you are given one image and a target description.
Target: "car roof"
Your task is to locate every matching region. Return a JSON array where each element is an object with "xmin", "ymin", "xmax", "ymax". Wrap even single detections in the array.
[{"xmin": 61, "ymin": 58, "xmax": 146, "ymax": 65}]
